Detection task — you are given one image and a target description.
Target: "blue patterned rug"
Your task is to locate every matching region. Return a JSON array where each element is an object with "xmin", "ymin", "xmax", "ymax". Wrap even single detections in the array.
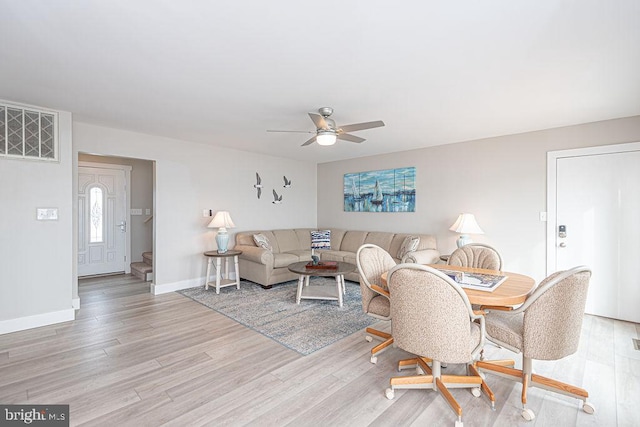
[{"xmin": 178, "ymin": 278, "xmax": 376, "ymax": 355}]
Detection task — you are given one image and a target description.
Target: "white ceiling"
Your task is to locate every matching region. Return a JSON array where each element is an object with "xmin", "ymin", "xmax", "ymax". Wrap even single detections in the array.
[{"xmin": 2, "ymin": 1, "xmax": 639, "ymax": 164}]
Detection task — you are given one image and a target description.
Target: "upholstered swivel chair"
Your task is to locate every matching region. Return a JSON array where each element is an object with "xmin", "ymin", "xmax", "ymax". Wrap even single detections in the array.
[
  {"xmin": 448, "ymin": 243, "xmax": 503, "ymax": 271},
  {"xmin": 476, "ymin": 266, "xmax": 594, "ymax": 421},
  {"xmin": 355, "ymin": 244, "xmax": 397, "ymax": 364},
  {"xmin": 385, "ymin": 264, "xmax": 495, "ymax": 427}
]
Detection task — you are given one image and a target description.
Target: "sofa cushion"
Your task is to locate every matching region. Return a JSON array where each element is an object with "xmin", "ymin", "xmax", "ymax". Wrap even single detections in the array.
[
  {"xmin": 340, "ymin": 231, "xmax": 368, "ymax": 253},
  {"xmin": 272, "ymin": 229, "xmax": 300, "ymax": 253},
  {"xmin": 236, "ymin": 232, "xmax": 257, "ymax": 246},
  {"xmin": 311, "ymin": 230, "xmax": 331, "ymax": 250},
  {"xmin": 416, "ymin": 234, "xmax": 437, "ymax": 251},
  {"xmin": 253, "ymin": 233, "xmax": 273, "ymax": 251},
  {"xmin": 286, "ymin": 249, "xmax": 313, "ymax": 261},
  {"xmin": 343, "ymin": 253, "xmax": 357, "ymax": 265},
  {"xmin": 294, "ymin": 229, "xmax": 313, "ymax": 249},
  {"xmin": 364, "ymin": 232, "xmax": 394, "ymax": 251},
  {"xmin": 328, "ymin": 229, "xmax": 347, "ymax": 251},
  {"xmin": 273, "ymin": 252, "xmax": 300, "ymax": 268},
  {"xmin": 320, "ymin": 250, "xmax": 353, "ymax": 262}
]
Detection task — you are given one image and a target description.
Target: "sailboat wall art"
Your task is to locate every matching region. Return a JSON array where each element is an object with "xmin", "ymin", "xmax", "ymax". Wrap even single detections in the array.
[{"xmin": 344, "ymin": 167, "xmax": 416, "ymax": 212}]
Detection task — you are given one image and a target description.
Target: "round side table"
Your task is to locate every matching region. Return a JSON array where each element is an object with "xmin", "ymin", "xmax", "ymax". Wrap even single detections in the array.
[{"xmin": 204, "ymin": 250, "xmax": 242, "ymax": 294}]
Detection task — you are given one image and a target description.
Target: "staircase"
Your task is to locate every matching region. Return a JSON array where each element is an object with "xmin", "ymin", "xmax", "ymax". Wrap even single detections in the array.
[{"xmin": 131, "ymin": 252, "xmax": 153, "ymax": 281}]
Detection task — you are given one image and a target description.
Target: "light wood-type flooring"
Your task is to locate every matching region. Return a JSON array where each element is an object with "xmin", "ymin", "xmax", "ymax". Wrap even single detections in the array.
[{"xmin": 1, "ymin": 274, "xmax": 638, "ymax": 426}]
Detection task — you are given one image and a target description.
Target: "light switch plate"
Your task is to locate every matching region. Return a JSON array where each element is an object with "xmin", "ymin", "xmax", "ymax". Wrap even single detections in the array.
[
  {"xmin": 539, "ymin": 211, "xmax": 547, "ymax": 222},
  {"xmin": 131, "ymin": 208, "xmax": 143, "ymax": 215},
  {"xmin": 37, "ymin": 208, "xmax": 58, "ymax": 221},
  {"xmin": 145, "ymin": 208, "xmax": 151, "ymax": 215}
]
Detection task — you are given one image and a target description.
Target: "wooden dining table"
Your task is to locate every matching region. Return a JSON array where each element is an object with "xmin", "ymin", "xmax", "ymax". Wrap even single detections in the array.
[{"xmin": 381, "ymin": 264, "xmax": 536, "ymax": 307}]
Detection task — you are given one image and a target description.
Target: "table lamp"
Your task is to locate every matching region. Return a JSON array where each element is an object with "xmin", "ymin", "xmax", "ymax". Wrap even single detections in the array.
[
  {"xmin": 208, "ymin": 211, "xmax": 235, "ymax": 253},
  {"xmin": 449, "ymin": 213, "xmax": 484, "ymax": 248}
]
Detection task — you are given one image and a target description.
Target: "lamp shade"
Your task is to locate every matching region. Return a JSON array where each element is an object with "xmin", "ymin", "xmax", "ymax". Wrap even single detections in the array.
[
  {"xmin": 207, "ymin": 211, "xmax": 235, "ymax": 231},
  {"xmin": 316, "ymin": 131, "xmax": 337, "ymax": 146},
  {"xmin": 449, "ymin": 213, "xmax": 483, "ymax": 248},
  {"xmin": 449, "ymin": 213, "xmax": 484, "ymax": 234}
]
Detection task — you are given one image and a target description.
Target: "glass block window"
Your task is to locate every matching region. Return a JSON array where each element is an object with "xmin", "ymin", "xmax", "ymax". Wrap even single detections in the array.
[{"xmin": 0, "ymin": 102, "xmax": 58, "ymax": 161}]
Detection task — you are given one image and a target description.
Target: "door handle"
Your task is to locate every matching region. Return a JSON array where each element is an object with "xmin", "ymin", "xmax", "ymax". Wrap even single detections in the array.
[
  {"xmin": 559, "ymin": 242, "xmax": 567, "ymax": 248},
  {"xmin": 117, "ymin": 221, "xmax": 126, "ymax": 232}
]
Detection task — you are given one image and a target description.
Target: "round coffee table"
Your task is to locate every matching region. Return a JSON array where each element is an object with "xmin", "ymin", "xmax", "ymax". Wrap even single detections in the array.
[{"xmin": 287, "ymin": 261, "xmax": 357, "ymax": 307}]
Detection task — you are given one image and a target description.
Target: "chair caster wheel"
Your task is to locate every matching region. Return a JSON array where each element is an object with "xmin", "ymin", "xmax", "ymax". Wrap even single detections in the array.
[
  {"xmin": 471, "ymin": 387, "xmax": 481, "ymax": 397},
  {"xmin": 370, "ymin": 356, "xmax": 378, "ymax": 364},
  {"xmin": 385, "ymin": 388, "xmax": 394, "ymax": 400},
  {"xmin": 365, "ymin": 335, "xmax": 373, "ymax": 342},
  {"xmin": 582, "ymin": 402, "xmax": 595, "ymax": 414},
  {"xmin": 521, "ymin": 408, "xmax": 535, "ymax": 421}
]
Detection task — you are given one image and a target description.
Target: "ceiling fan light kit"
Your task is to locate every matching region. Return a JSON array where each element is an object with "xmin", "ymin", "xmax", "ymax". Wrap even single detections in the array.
[
  {"xmin": 316, "ymin": 131, "xmax": 337, "ymax": 146},
  {"xmin": 267, "ymin": 107, "xmax": 385, "ymax": 147}
]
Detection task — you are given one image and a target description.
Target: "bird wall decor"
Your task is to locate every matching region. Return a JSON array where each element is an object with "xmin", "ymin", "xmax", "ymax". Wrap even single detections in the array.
[
  {"xmin": 283, "ymin": 176, "xmax": 292, "ymax": 188},
  {"xmin": 272, "ymin": 189, "xmax": 283, "ymax": 204},
  {"xmin": 253, "ymin": 172, "xmax": 263, "ymax": 199}
]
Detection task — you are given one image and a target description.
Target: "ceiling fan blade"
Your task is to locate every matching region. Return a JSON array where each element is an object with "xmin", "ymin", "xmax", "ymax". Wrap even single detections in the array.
[
  {"xmin": 337, "ymin": 133, "xmax": 365, "ymax": 143},
  {"xmin": 301, "ymin": 135, "xmax": 317, "ymax": 146},
  {"xmin": 308, "ymin": 112, "xmax": 329, "ymax": 130},
  {"xmin": 267, "ymin": 129, "xmax": 314, "ymax": 133},
  {"xmin": 338, "ymin": 120, "xmax": 385, "ymax": 133}
]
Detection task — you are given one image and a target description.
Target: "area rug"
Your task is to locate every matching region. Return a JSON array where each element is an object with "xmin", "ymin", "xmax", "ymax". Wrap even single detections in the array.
[{"xmin": 178, "ymin": 278, "xmax": 376, "ymax": 355}]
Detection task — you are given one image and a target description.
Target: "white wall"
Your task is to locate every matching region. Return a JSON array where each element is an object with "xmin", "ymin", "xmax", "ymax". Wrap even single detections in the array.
[
  {"xmin": 0, "ymin": 110, "xmax": 74, "ymax": 331},
  {"xmin": 318, "ymin": 115, "xmax": 640, "ymax": 282},
  {"xmin": 73, "ymin": 122, "xmax": 318, "ymax": 294}
]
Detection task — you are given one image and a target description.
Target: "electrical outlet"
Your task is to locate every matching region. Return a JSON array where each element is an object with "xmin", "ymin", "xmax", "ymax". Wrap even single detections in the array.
[
  {"xmin": 145, "ymin": 208, "xmax": 151, "ymax": 215},
  {"xmin": 539, "ymin": 211, "xmax": 547, "ymax": 222}
]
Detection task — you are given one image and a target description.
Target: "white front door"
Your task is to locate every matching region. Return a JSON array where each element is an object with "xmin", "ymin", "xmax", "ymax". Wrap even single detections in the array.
[
  {"xmin": 78, "ymin": 166, "xmax": 128, "ymax": 276},
  {"xmin": 548, "ymin": 142, "xmax": 640, "ymax": 323}
]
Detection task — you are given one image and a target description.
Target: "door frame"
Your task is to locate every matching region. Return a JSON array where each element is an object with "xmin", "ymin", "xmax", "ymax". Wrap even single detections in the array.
[
  {"xmin": 546, "ymin": 141, "xmax": 640, "ymax": 275},
  {"xmin": 78, "ymin": 161, "xmax": 132, "ymax": 275}
]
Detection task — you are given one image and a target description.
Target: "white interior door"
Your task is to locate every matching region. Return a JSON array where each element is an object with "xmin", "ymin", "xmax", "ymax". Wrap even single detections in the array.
[
  {"xmin": 78, "ymin": 166, "xmax": 128, "ymax": 276},
  {"xmin": 548, "ymin": 143, "xmax": 640, "ymax": 323}
]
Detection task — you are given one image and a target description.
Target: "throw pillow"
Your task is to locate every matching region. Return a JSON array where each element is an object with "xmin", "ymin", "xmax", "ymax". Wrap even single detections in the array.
[
  {"xmin": 310, "ymin": 230, "xmax": 331, "ymax": 250},
  {"xmin": 397, "ymin": 235, "xmax": 420, "ymax": 259},
  {"xmin": 253, "ymin": 233, "xmax": 273, "ymax": 251}
]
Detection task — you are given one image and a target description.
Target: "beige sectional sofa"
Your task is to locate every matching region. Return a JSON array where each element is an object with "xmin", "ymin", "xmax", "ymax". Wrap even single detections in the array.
[{"xmin": 234, "ymin": 228, "xmax": 440, "ymax": 288}]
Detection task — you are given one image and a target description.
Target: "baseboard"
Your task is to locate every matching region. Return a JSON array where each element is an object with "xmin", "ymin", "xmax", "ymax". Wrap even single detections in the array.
[
  {"xmin": 72, "ymin": 298, "xmax": 80, "ymax": 309},
  {"xmin": 0, "ymin": 308, "xmax": 75, "ymax": 335},
  {"xmin": 151, "ymin": 271, "xmax": 237, "ymax": 295},
  {"xmin": 151, "ymin": 276, "xmax": 205, "ymax": 295}
]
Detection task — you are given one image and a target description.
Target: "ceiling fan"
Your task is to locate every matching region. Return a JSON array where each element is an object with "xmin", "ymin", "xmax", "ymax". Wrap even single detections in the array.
[{"xmin": 267, "ymin": 107, "xmax": 385, "ymax": 147}]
